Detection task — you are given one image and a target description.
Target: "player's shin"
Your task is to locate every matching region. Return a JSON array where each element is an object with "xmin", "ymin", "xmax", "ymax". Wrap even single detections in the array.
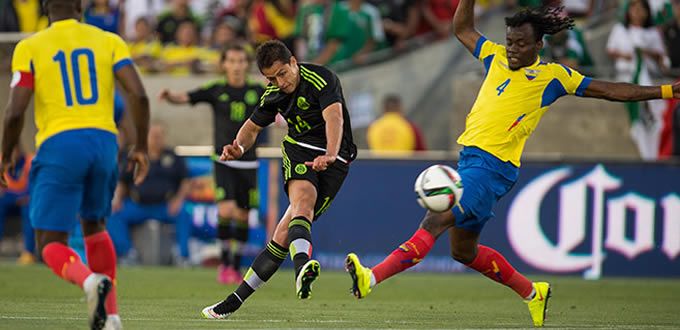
[
  {"xmin": 372, "ymin": 228, "xmax": 435, "ymax": 284},
  {"xmin": 465, "ymin": 244, "xmax": 533, "ymax": 299},
  {"xmin": 232, "ymin": 221, "xmax": 249, "ymax": 270},
  {"xmin": 231, "ymin": 240, "xmax": 288, "ymax": 304},
  {"xmin": 217, "ymin": 216, "xmax": 233, "ymax": 268},
  {"xmin": 42, "ymin": 242, "xmax": 93, "ymax": 287},
  {"xmin": 287, "ymin": 217, "xmax": 313, "ymax": 276},
  {"xmin": 85, "ymin": 231, "xmax": 118, "ymax": 315}
]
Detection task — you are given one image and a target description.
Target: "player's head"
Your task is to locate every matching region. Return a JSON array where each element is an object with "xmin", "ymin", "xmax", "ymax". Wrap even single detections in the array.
[
  {"xmin": 43, "ymin": 0, "xmax": 82, "ymax": 20},
  {"xmin": 255, "ymin": 40, "xmax": 299, "ymax": 94},
  {"xmin": 220, "ymin": 42, "xmax": 250, "ymax": 83},
  {"xmin": 504, "ymin": 6, "xmax": 574, "ymax": 70}
]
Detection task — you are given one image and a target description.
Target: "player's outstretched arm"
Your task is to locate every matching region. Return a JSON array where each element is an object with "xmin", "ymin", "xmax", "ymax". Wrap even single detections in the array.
[
  {"xmin": 0, "ymin": 86, "xmax": 32, "ymax": 188},
  {"xmin": 221, "ymin": 119, "xmax": 263, "ymax": 161},
  {"xmin": 115, "ymin": 65, "xmax": 150, "ymax": 185},
  {"xmin": 582, "ymin": 79, "xmax": 680, "ymax": 102},
  {"xmin": 158, "ymin": 89, "xmax": 190, "ymax": 104},
  {"xmin": 453, "ymin": 0, "xmax": 483, "ymax": 55},
  {"xmin": 305, "ymin": 102, "xmax": 342, "ymax": 172}
]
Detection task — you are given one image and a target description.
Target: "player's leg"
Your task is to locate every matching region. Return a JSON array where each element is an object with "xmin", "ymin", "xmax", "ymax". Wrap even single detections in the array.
[
  {"xmin": 230, "ymin": 168, "xmax": 257, "ymax": 282},
  {"xmin": 29, "ymin": 131, "xmax": 113, "ymax": 330},
  {"xmin": 346, "ymin": 210, "xmax": 453, "ymax": 298},
  {"xmin": 19, "ymin": 201, "xmax": 36, "ymax": 264},
  {"xmin": 81, "ymin": 131, "xmax": 121, "ymax": 329},
  {"xmin": 214, "ymin": 164, "xmax": 239, "ymax": 283},
  {"xmin": 201, "ymin": 206, "xmax": 292, "ymax": 319},
  {"xmin": 286, "ymin": 179, "xmax": 319, "ymax": 299}
]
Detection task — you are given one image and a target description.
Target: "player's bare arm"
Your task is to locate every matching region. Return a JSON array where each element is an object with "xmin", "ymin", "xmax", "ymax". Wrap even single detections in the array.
[
  {"xmin": 0, "ymin": 85, "xmax": 32, "ymax": 188},
  {"xmin": 583, "ymin": 80, "xmax": 680, "ymax": 101},
  {"xmin": 158, "ymin": 89, "xmax": 190, "ymax": 104},
  {"xmin": 221, "ymin": 119, "xmax": 263, "ymax": 161},
  {"xmin": 306, "ymin": 102, "xmax": 342, "ymax": 172},
  {"xmin": 115, "ymin": 64, "xmax": 150, "ymax": 185},
  {"xmin": 452, "ymin": 0, "xmax": 483, "ymax": 55}
]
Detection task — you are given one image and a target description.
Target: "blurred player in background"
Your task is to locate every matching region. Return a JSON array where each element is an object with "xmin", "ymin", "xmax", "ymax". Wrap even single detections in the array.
[
  {"xmin": 1, "ymin": 0, "xmax": 150, "ymax": 329},
  {"xmin": 159, "ymin": 42, "xmax": 265, "ymax": 284},
  {"xmin": 345, "ymin": 1, "xmax": 680, "ymax": 328},
  {"xmin": 201, "ymin": 40, "xmax": 357, "ymax": 319}
]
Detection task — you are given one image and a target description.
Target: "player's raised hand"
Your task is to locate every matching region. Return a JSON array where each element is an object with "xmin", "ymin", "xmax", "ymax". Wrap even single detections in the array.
[
  {"xmin": 221, "ymin": 140, "xmax": 244, "ymax": 161},
  {"xmin": 127, "ymin": 147, "xmax": 150, "ymax": 185},
  {"xmin": 305, "ymin": 154, "xmax": 336, "ymax": 172}
]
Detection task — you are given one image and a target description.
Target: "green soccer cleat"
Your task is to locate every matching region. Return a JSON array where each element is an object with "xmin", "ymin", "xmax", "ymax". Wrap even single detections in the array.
[
  {"xmin": 526, "ymin": 282, "xmax": 551, "ymax": 327},
  {"xmin": 345, "ymin": 253, "xmax": 372, "ymax": 299},
  {"xmin": 296, "ymin": 259, "xmax": 320, "ymax": 299}
]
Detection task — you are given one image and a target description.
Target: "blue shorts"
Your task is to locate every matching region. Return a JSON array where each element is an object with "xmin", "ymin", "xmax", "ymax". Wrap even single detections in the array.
[
  {"xmin": 451, "ymin": 147, "xmax": 518, "ymax": 233},
  {"xmin": 29, "ymin": 129, "xmax": 118, "ymax": 232}
]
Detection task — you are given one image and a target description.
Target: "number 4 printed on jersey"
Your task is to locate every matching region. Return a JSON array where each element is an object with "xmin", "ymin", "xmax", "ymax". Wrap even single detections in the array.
[{"xmin": 496, "ymin": 78, "xmax": 511, "ymax": 96}]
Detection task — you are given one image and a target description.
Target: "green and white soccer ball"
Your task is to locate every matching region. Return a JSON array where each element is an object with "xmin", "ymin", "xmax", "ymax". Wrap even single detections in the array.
[{"xmin": 414, "ymin": 165, "xmax": 464, "ymax": 212}]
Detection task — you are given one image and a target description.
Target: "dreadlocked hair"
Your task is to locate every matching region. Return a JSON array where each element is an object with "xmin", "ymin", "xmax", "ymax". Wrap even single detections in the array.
[{"xmin": 504, "ymin": 6, "xmax": 575, "ymax": 41}]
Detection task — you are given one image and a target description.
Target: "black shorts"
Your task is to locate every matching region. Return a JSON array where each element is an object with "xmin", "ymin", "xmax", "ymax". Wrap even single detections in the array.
[
  {"xmin": 281, "ymin": 140, "xmax": 349, "ymax": 220},
  {"xmin": 214, "ymin": 162, "xmax": 257, "ymax": 209}
]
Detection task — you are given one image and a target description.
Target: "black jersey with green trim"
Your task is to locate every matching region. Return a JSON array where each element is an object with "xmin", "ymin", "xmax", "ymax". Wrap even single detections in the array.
[
  {"xmin": 249, "ymin": 63, "xmax": 357, "ymax": 162},
  {"xmin": 188, "ymin": 78, "xmax": 265, "ymax": 161}
]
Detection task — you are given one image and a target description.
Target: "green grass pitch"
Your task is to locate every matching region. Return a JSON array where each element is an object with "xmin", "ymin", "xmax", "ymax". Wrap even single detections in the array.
[{"xmin": 0, "ymin": 263, "xmax": 678, "ymax": 329}]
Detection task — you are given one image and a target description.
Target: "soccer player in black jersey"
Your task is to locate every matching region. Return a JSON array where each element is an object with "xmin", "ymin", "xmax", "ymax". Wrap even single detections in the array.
[
  {"xmin": 159, "ymin": 42, "xmax": 264, "ymax": 284},
  {"xmin": 201, "ymin": 39, "xmax": 357, "ymax": 319}
]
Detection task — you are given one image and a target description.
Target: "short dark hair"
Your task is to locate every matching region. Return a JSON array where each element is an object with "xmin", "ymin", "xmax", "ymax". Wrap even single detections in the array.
[
  {"xmin": 255, "ymin": 40, "xmax": 292, "ymax": 70},
  {"xmin": 505, "ymin": 6, "xmax": 575, "ymax": 41},
  {"xmin": 220, "ymin": 41, "xmax": 251, "ymax": 63}
]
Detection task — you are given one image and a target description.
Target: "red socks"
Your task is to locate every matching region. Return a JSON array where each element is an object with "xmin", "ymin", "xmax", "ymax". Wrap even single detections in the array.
[
  {"xmin": 85, "ymin": 231, "xmax": 118, "ymax": 315},
  {"xmin": 372, "ymin": 229, "xmax": 435, "ymax": 284},
  {"xmin": 465, "ymin": 244, "xmax": 533, "ymax": 298},
  {"xmin": 42, "ymin": 242, "xmax": 92, "ymax": 288}
]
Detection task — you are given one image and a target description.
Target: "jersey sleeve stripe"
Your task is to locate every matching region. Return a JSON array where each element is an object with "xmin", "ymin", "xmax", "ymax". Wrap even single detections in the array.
[
  {"xmin": 113, "ymin": 58, "xmax": 133, "ymax": 72},
  {"xmin": 473, "ymin": 36, "xmax": 488, "ymax": 59},
  {"xmin": 575, "ymin": 77, "xmax": 592, "ymax": 96},
  {"xmin": 300, "ymin": 66, "xmax": 327, "ymax": 86},
  {"xmin": 301, "ymin": 71, "xmax": 322, "ymax": 90}
]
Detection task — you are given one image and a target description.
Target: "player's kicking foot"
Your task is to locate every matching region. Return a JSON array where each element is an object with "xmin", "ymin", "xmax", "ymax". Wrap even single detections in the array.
[
  {"xmin": 526, "ymin": 282, "xmax": 551, "ymax": 327},
  {"xmin": 103, "ymin": 314, "xmax": 122, "ymax": 330},
  {"xmin": 201, "ymin": 294, "xmax": 242, "ymax": 319},
  {"xmin": 84, "ymin": 274, "xmax": 112, "ymax": 330},
  {"xmin": 345, "ymin": 253, "xmax": 372, "ymax": 299},
  {"xmin": 296, "ymin": 259, "xmax": 320, "ymax": 299}
]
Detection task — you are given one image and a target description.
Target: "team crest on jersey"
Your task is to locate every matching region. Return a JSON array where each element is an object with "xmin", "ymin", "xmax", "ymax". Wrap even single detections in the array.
[
  {"xmin": 245, "ymin": 90, "xmax": 258, "ymax": 105},
  {"xmin": 295, "ymin": 164, "xmax": 308, "ymax": 175},
  {"xmin": 524, "ymin": 68, "xmax": 540, "ymax": 81},
  {"xmin": 297, "ymin": 96, "xmax": 310, "ymax": 110},
  {"xmin": 219, "ymin": 93, "xmax": 229, "ymax": 102}
]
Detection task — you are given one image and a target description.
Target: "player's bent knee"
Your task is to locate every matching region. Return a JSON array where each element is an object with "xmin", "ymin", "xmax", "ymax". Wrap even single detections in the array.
[
  {"xmin": 450, "ymin": 248, "xmax": 475, "ymax": 264},
  {"xmin": 420, "ymin": 211, "xmax": 454, "ymax": 236}
]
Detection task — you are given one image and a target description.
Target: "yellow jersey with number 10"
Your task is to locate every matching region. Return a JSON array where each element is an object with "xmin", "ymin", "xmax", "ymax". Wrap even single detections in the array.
[
  {"xmin": 456, "ymin": 36, "xmax": 592, "ymax": 167},
  {"xmin": 11, "ymin": 19, "xmax": 133, "ymax": 147}
]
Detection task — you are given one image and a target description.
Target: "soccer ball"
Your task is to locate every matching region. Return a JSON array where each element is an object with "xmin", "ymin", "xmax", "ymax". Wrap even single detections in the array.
[{"xmin": 414, "ymin": 165, "xmax": 464, "ymax": 212}]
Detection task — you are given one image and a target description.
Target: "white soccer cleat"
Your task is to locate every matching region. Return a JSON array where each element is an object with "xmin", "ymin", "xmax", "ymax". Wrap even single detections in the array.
[
  {"xmin": 103, "ymin": 314, "xmax": 122, "ymax": 330},
  {"xmin": 84, "ymin": 273, "xmax": 112, "ymax": 330},
  {"xmin": 201, "ymin": 301, "xmax": 233, "ymax": 319}
]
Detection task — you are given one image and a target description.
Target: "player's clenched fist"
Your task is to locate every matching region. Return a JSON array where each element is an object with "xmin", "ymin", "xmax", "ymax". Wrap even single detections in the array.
[
  {"xmin": 305, "ymin": 154, "xmax": 336, "ymax": 171},
  {"xmin": 221, "ymin": 140, "xmax": 244, "ymax": 161}
]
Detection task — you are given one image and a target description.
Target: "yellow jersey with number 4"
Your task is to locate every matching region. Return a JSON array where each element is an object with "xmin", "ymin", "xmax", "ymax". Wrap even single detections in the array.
[
  {"xmin": 11, "ymin": 19, "xmax": 133, "ymax": 147},
  {"xmin": 457, "ymin": 35, "xmax": 592, "ymax": 167}
]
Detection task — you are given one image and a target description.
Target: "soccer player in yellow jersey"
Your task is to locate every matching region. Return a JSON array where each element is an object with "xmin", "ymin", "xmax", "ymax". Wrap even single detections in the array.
[
  {"xmin": 344, "ymin": 1, "xmax": 680, "ymax": 328},
  {"xmin": 1, "ymin": 1, "xmax": 150, "ymax": 329}
]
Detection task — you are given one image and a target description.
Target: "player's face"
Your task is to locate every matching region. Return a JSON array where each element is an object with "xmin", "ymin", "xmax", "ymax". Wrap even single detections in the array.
[
  {"xmin": 505, "ymin": 23, "xmax": 542, "ymax": 70},
  {"xmin": 222, "ymin": 50, "xmax": 248, "ymax": 82},
  {"xmin": 261, "ymin": 57, "xmax": 300, "ymax": 94}
]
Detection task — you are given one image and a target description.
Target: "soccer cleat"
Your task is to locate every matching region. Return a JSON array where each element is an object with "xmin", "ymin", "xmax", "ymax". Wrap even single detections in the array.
[
  {"xmin": 526, "ymin": 282, "xmax": 551, "ymax": 327},
  {"xmin": 295, "ymin": 259, "xmax": 320, "ymax": 299},
  {"xmin": 345, "ymin": 253, "xmax": 372, "ymax": 299},
  {"xmin": 103, "ymin": 314, "xmax": 122, "ymax": 330},
  {"xmin": 84, "ymin": 274, "xmax": 112, "ymax": 330},
  {"xmin": 17, "ymin": 251, "xmax": 36, "ymax": 265},
  {"xmin": 201, "ymin": 295, "xmax": 242, "ymax": 319}
]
